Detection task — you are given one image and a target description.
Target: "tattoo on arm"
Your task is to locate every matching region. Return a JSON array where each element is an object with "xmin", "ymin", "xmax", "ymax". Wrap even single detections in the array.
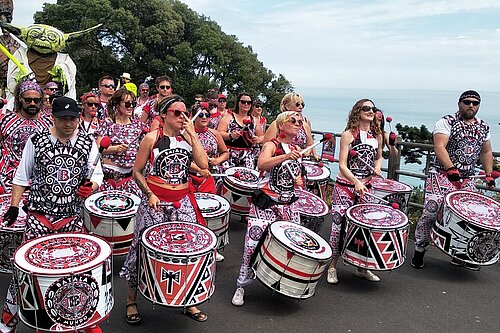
[{"xmin": 133, "ymin": 169, "xmax": 153, "ymax": 198}]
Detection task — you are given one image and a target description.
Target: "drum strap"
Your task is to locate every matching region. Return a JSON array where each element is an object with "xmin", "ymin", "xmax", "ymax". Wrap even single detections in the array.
[{"xmin": 28, "ymin": 211, "xmax": 76, "ymax": 231}]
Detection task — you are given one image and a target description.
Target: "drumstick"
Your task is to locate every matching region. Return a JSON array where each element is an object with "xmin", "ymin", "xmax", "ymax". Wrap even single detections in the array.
[
  {"xmin": 128, "ymin": 126, "xmax": 149, "ymax": 146},
  {"xmin": 462, "ymin": 171, "xmax": 500, "ymax": 179},
  {"xmin": 349, "ymin": 149, "xmax": 379, "ymax": 175},
  {"xmin": 359, "ymin": 192, "xmax": 400, "ymax": 210},
  {"xmin": 180, "ymin": 108, "xmax": 203, "ymax": 135},
  {"xmin": 386, "ymin": 116, "xmax": 397, "ymax": 145},
  {"xmin": 200, "ymin": 172, "xmax": 241, "ymax": 178},
  {"xmin": 85, "ymin": 136, "xmax": 111, "ymax": 182},
  {"xmin": 300, "ymin": 133, "xmax": 333, "ymax": 155}
]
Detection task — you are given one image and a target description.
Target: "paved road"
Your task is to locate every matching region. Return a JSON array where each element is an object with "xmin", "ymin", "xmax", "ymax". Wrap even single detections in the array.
[{"xmin": 3, "ymin": 214, "xmax": 499, "ymax": 333}]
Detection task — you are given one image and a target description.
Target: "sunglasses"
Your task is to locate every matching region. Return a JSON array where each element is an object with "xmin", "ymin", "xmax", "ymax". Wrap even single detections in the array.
[
  {"xmin": 86, "ymin": 102, "xmax": 99, "ymax": 108},
  {"xmin": 284, "ymin": 117, "xmax": 303, "ymax": 126},
  {"xmin": 295, "ymin": 102, "xmax": 305, "ymax": 108},
  {"xmin": 23, "ymin": 97, "xmax": 41, "ymax": 104},
  {"xmin": 209, "ymin": 103, "xmax": 217, "ymax": 109},
  {"xmin": 101, "ymin": 84, "xmax": 115, "ymax": 88},
  {"xmin": 462, "ymin": 100, "xmax": 480, "ymax": 106},
  {"xmin": 48, "ymin": 88, "xmax": 58, "ymax": 91},
  {"xmin": 239, "ymin": 100, "xmax": 252, "ymax": 105},
  {"xmin": 168, "ymin": 109, "xmax": 189, "ymax": 117},
  {"xmin": 218, "ymin": 99, "xmax": 226, "ymax": 103},
  {"xmin": 197, "ymin": 112, "xmax": 211, "ymax": 118},
  {"xmin": 123, "ymin": 101, "xmax": 137, "ymax": 108},
  {"xmin": 195, "ymin": 99, "xmax": 203, "ymax": 103},
  {"xmin": 158, "ymin": 85, "xmax": 171, "ymax": 90},
  {"xmin": 360, "ymin": 106, "xmax": 376, "ymax": 112},
  {"xmin": 254, "ymin": 104, "xmax": 263, "ymax": 108},
  {"xmin": 141, "ymin": 89, "xmax": 149, "ymax": 92}
]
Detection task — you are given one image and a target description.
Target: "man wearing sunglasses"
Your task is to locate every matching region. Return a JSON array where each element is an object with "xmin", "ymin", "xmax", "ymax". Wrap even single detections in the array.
[
  {"xmin": 140, "ymin": 75, "xmax": 172, "ymax": 129},
  {"xmin": 97, "ymin": 75, "xmax": 115, "ymax": 120},
  {"xmin": 412, "ymin": 90, "xmax": 494, "ymax": 271},
  {"xmin": 0, "ymin": 81, "xmax": 51, "ymax": 193}
]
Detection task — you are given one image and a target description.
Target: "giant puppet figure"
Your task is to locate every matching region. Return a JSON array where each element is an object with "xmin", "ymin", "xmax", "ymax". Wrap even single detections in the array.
[{"xmin": 0, "ymin": 21, "xmax": 101, "ymax": 107}]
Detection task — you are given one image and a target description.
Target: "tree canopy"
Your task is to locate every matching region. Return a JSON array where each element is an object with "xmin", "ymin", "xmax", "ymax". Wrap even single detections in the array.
[{"xmin": 33, "ymin": 0, "xmax": 292, "ymax": 120}]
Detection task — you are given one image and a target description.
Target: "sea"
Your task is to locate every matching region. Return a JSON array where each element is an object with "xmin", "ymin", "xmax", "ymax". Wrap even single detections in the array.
[{"xmin": 295, "ymin": 88, "xmax": 500, "ymax": 188}]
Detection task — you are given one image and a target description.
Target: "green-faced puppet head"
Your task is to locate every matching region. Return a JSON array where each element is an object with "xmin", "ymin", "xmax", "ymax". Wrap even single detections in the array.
[{"xmin": 0, "ymin": 21, "xmax": 101, "ymax": 54}]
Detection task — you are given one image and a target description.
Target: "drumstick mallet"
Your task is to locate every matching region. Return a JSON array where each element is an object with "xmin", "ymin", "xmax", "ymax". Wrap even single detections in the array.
[
  {"xmin": 85, "ymin": 136, "xmax": 111, "ymax": 182},
  {"xmin": 462, "ymin": 171, "xmax": 500, "ymax": 179},
  {"xmin": 386, "ymin": 116, "xmax": 397, "ymax": 146},
  {"xmin": 358, "ymin": 192, "xmax": 400, "ymax": 210},
  {"xmin": 300, "ymin": 133, "xmax": 333, "ymax": 156},
  {"xmin": 200, "ymin": 172, "xmax": 241, "ymax": 178},
  {"xmin": 349, "ymin": 149, "xmax": 380, "ymax": 176}
]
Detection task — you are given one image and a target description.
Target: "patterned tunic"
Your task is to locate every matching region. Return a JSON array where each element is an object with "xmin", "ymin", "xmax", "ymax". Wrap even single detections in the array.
[
  {"xmin": 346, "ymin": 130, "xmax": 378, "ymax": 178},
  {"xmin": 224, "ymin": 115, "xmax": 255, "ymax": 169},
  {"xmin": 98, "ymin": 118, "xmax": 143, "ymax": 169}
]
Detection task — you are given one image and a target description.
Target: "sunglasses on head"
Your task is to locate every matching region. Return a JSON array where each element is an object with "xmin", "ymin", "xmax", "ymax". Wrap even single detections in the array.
[
  {"xmin": 197, "ymin": 112, "xmax": 211, "ymax": 118},
  {"xmin": 239, "ymin": 100, "xmax": 252, "ymax": 105},
  {"xmin": 284, "ymin": 116, "xmax": 303, "ymax": 126},
  {"xmin": 86, "ymin": 102, "xmax": 99, "ymax": 108},
  {"xmin": 124, "ymin": 101, "xmax": 137, "ymax": 108},
  {"xmin": 462, "ymin": 99, "xmax": 480, "ymax": 106},
  {"xmin": 158, "ymin": 85, "xmax": 171, "ymax": 90},
  {"xmin": 168, "ymin": 109, "xmax": 189, "ymax": 117},
  {"xmin": 23, "ymin": 97, "xmax": 41, "ymax": 104},
  {"xmin": 101, "ymin": 84, "xmax": 115, "ymax": 88},
  {"xmin": 360, "ymin": 106, "xmax": 376, "ymax": 112},
  {"xmin": 295, "ymin": 102, "xmax": 305, "ymax": 108}
]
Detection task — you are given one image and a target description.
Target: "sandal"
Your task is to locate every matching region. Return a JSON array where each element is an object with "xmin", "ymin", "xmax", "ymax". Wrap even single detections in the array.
[
  {"xmin": 184, "ymin": 309, "xmax": 208, "ymax": 322},
  {"xmin": 126, "ymin": 303, "xmax": 142, "ymax": 325}
]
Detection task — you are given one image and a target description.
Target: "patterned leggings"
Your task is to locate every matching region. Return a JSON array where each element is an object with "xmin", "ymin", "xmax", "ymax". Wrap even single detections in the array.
[
  {"xmin": 236, "ymin": 203, "xmax": 300, "ymax": 287},
  {"xmin": 414, "ymin": 171, "xmax": 476, "ymax": 251}
]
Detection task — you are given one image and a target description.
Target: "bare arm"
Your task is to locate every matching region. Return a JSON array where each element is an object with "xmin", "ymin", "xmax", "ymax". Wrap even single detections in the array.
[
  {"xmin": 10, "ymin": 184, "xmax": 26, "ymax": 207},
  {"xmin": 480, "ymin": 140, "xmax": 493, "ymax": 175},
  {"xmin": 216, "ymin": 114, "xmax": 232, "ymax": 141},
  {"xmin": 133, "ymin": 132, "xmax": 155, "ymax": 201},
  {"xmin": 263, "ymin": 121, "xmax": 278, "ymax": 142},
  {"xmin": 257, "ymin": 142, "xmax": 301, "ymax": 172},
  {"xmin": 434, "ymin": 133, "xmax": 453, "ymax": 170},
  {"xmin": 211, "ymin": 129, "xmax": 229, "ymax": 165}
]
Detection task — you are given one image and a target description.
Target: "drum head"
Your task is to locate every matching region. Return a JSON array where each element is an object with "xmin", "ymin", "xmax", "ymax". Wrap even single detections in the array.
[
  {"xmin": 141, "ymin": 222, "xmax": 217, "ymax": 256},
  {"xmin": 0, "ymin": 193, "xmax": 27, "ymax": 232},
  {"xmin": 302, "ymin": 161, "xmax": 330, "ymax": 181},
  {"xmin": 269, "ymin": 221, "xmax": 332, "ymax": 260},
  {"xmin": 223, "ymin": 167, "xmax": 260, "ymax": 189},
  {"xmin": 294, "ymin": 189, "xmax": 329, "ymax": 217},
  {"xmin": 194, "ymin": 193, "xmax": 230, "ymax": 218},
  {"xmin": 347, "ymin": 204, "xmax": 408, "ymax": 229},
  {"xmin": 85, "ymin": 190, "xmax": 140, "ymax": 218},
  {"xmin": 371, "ymin": 177, "xmax": 412, "ymax": 193},
  {"xmin": 445, "ymin": 191, "xmax": 500, "ymax": 229},
  {"xmin": 14, "ymin": 233, "xmax": 112, "ymax": 275}
]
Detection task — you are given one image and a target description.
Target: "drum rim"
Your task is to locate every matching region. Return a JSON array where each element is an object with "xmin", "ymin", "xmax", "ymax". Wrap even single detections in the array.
[
  {"xmin": 294, "ymin": 188, "xmax": 329, "ymax": 216},
  {"xmin": 302, "ymin": 161, "xmax": 331, "ymax": 180},
  {"xmin": 84, "ymin": 189, "xmax": 141, "ymax": 218},
  {"xmin": 371, "ymin": 177, "xmax": 413, "ymax": 192},
  {"xmin": 445, "ymin": 190, "xmax": 500, "ymax": 230},
  {"xmin": 14, "ymin": 233, "xmax": 112, "ymax": 275},
  {"xmin": 222, "ymin": 166, "xmax": 260, "ymax": 189},
  {"xmin": 140, "ymin": 221, "xmax": 218, "ymax": 256},
  {"xmin": 346, "ymin": 203, "xmax": 409, "ymax": 229},
  {"xmin": 269, "ymin": 221, "xmax": 333, "ymax": 260},
  {"xmin": 194, "ymin": 192, "xmax": 231, "ymax": 218}
]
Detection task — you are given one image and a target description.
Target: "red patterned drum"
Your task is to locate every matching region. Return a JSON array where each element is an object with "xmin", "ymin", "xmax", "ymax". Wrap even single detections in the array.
[
  {"xmin": 84, "ymin": 190, "xmax": 140, "ymax": 256},
  {"xmin": 253, "ymin": 221, "xmax": 332, "ymax": 299},
  {"xmin": 303, "ymin": 161, "xmax": 331, "ymax": 200},
  {"xmin": 138, "ymin": 222, "xmax": 217, "ymax": 307},
  {"xmin": 432, "ymin": 190, "xmax": 500, "ymax": 265},
  {"xmin": 371, "ymin": 176, "xmax": 413, "ymax": 213},
  {"xmin": 220, "ymin": 167, "xmax": 260, "ymax": 216},
  {"xmin": 0, "ymin": 193, "xmax": 28, "ymax": 273},
  {"xmin": 195, "ymin": 193, "xmax": 231, "ymax": 249},
  {"xmin": 293, "ymin": 188, "xmax": 329, "ymax": 233},
  {"xmin": 14, "ymin": 233, "xmax": 113, "ymax": 332},
  {"xmin": 342, "ymin": 204, "xmax": 408, "ymax": 270}
]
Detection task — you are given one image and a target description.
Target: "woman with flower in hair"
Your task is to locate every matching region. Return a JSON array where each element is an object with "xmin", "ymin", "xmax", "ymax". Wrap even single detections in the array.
[
  {"xmin": 96, "ymin": 89, "xmax": 143, "ymax": 196},
  {"xmin": 231, "ymin": 111, "xmax": 303, "ymax": 307},
  {"xmin": 326, "ymin": 98, "xmax": 383, "ymax": 284}
]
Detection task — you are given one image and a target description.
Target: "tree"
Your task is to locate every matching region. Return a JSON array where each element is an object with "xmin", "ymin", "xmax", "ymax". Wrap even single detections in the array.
[
  {"xmin": 33, "ymin": 0, "xmax": 292, "ymax": 113},
  {"xmin": 395, "ymin": 123, "xmax": 433, "ymax": 165}
]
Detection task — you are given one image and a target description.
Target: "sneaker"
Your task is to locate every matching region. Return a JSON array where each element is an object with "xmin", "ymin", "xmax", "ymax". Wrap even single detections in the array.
[
  {"xmin": 216, "ymin": 252, "xmax": 225, "ymax": 262},
  {"xmin": 411, "ymin": 250, "xmax": 425, "ymax": 269},
  {"xmin": 355, "ymin": 269, "xmax": 380, "ymax": 282},
  {"xmin": 326, "ymin": 268, "xmax": 338, "ymax": 284},
  {"xmin": 231, "ymin": 287, "xmax": 245, "ymax": 306},
  {"xmin": 450, "ymin": 258, "xmax": 480, "ymax": 271}
]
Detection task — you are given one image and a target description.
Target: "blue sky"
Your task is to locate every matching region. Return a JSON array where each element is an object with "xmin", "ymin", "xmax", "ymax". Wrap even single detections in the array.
[{"xmin": 13, "ymin": 0, "xmax": 500, "ymax": 92}]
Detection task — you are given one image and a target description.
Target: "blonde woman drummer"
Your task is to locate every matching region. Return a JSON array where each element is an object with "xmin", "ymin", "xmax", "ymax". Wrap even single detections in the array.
[
  {"xmin": 231, "ymin": 111, "xmax": 303, "ymax": 306},
  {"xmin": 326, "ymin": 99, "xmax": 383, "ymax": 284},
  {"xmin": 121, "ymin": 95, "xmax": 210, "ymax": 324}
]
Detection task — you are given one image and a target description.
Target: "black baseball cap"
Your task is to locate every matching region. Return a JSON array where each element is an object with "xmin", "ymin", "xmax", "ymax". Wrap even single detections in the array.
[{"xmin": 52, "ymin": 97, "xmax": 80, "ymax": 118}]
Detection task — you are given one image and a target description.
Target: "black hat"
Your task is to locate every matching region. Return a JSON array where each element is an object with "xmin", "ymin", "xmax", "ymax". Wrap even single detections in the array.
[
  {"xmin": 52, "ymin": 96, "xmax": 80, "ymax": 118},
  {"xmin": 459, "ymin": 90, "xmax": 481, "ymax": 102}
]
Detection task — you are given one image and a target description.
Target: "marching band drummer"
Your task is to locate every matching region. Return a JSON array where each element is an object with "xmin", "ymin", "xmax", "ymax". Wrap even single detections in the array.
[
  {"xmin": 120, "ymin": 95, "xmax": 210, "ymax": 325},
  {"xmin": 96, "ymin": 89, "xmax": 143, "ymax": 196},
  {"xmin": 189, "ymin": 102, "xmax": 229, "ymax": 194},
  {"xmin": 231, "ymin": 111, "xmax": 303, "ymax": 307},
  {"xmin": 1, "ymin": 96, "xmax": 104, "ymax": 333},
  {"xmin": 411, "ymin": 90, "xmax": 494, "ymax": 270},
  {"xmin": 326, "ymin": 99, "xmax": 383, "ymax": 285}
]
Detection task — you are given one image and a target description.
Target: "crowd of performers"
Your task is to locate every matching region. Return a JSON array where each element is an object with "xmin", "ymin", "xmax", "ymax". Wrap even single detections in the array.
[{"xmin": 0, "ymin": 77, "xmax": 496, "ymax": 332}]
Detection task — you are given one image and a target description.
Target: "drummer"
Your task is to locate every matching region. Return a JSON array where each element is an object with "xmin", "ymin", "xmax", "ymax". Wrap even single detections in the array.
[
  {"xmin": 120, "ymin": 94, "xmax": 210, "ymax": 324},
  {"xmin": 231, "ymin": 111, "xmax": 303, "ymax": 307},
  {"xmin": 326, "ymin": 99, "xmax": 383, "ymax": 284},
  {"xmin": 411, "ymin": 90, "xmax": 494, "ymax": 270},
  {"xmin": 96, "ymin": 89, "xmax": 143, "ymax": 196},
  {"xmin": 79, "ymin": 92, "xmax": 100, "ymax": 137},
  {"xmin": 189, "ymin": 102, "xmax": 229, "ymax": 195},
  {"xmin": 1, "ymin": 96, "xmax": 104, "ymax": 333},
  {"xmin": 264, "ymin": 92, "xmax": 320, "ymax": 160}
]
